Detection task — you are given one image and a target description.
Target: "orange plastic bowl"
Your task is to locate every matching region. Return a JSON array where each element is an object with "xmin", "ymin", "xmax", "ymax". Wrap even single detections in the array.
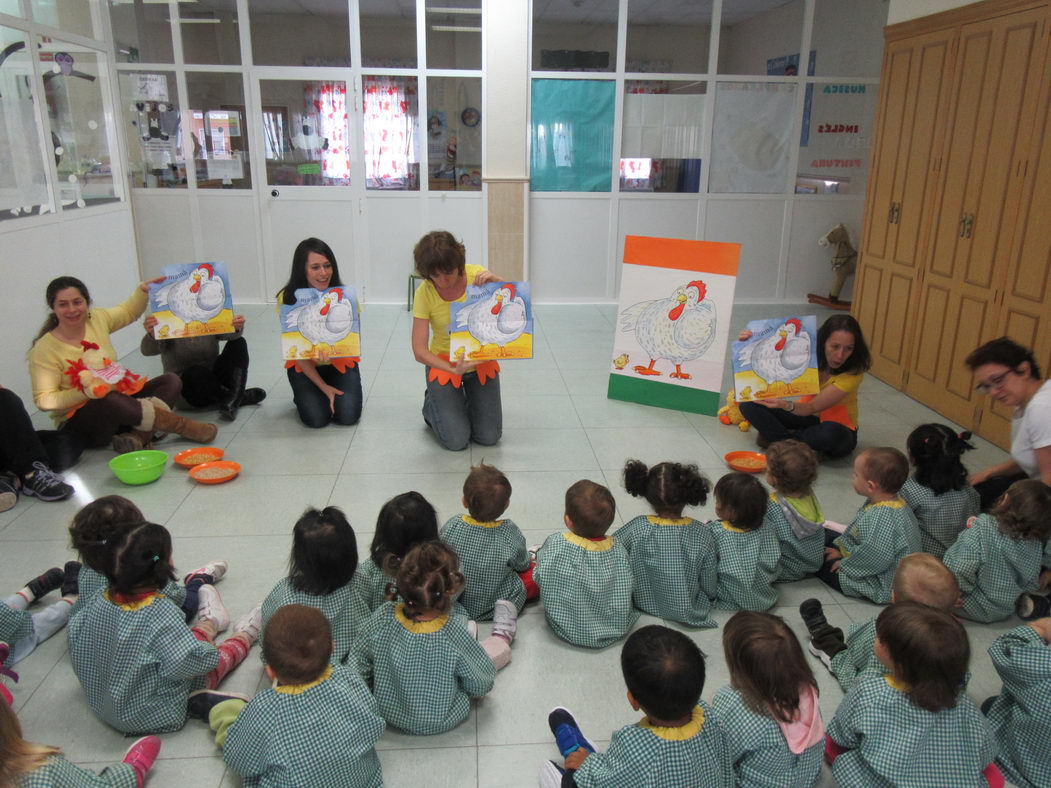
[
  {"xmin": 724, "ymin": 451, "xmax": 767, "ymax": 474},
  {"xmin": 173, "ymin": 447, "xmax": 225, "ymax": 468},
  {"xmin": 188, "ymin": 460, "xmax": 241, "ymax": 485}
]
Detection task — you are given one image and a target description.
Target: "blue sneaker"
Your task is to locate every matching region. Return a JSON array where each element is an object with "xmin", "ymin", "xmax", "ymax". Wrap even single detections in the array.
[{"xmin": 548, "ymin": 707, "xmax": 595, "ymax": 757}]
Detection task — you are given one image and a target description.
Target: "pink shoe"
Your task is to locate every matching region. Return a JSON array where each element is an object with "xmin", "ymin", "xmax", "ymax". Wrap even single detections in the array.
[
  {"xmin": 183, "ymin": 559, "xmax": 228, "ymax": 586},
  {"xmin": 122, "ymin": 735, "xmax": 161, "ymax": 787}
]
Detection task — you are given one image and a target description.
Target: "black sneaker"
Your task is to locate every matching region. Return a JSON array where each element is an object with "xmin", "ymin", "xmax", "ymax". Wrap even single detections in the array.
[
  {"xmin": 240, "ymin": 388, "xmax": 266, "ymax": 407},
  {"xmin": 549, "ymin": 707, "xmax": 595, "ymax": 757},
  {"xmin": 808, "ymin": 628, "xmax": 848, "ymax": 670},
  {"xmin": 21, "ymin": 462, "xmax": 74, "ymax": 502},
  {"xmin": 799, "ymin": 598, "xmax": 834, "ymax": 639},
  {"xmin": 25, "ymin": 567, "xmax": 63, "ymax": 600},
  {"xmin": 187, "ymin": 690, "xmax": 250, "ymax": 720},
  {"xmin": 61, "ymin": 561, "xmax": 82, "ymax": 597},
  {"xmin": 1017, "ymin": 592, "xmax": 1051, "ymax": 621},
  {"xmin": 0, "ymin": 472, "xmax": 18, "ymax": 513}
]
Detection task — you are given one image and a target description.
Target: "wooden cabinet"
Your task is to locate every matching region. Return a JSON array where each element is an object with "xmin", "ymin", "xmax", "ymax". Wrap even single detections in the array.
[{"xmin": 855, "ymin": 0, "xmax": 1051, "ymax": 450}]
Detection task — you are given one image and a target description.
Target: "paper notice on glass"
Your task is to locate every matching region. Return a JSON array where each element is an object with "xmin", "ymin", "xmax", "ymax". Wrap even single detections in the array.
[
  {"xmin": 206, "ymin": 152, "xmax": 244, "ymax": 182},
  {"xmin": 121, "ymin": 73, "xmax": 169, "ymax": 102}
]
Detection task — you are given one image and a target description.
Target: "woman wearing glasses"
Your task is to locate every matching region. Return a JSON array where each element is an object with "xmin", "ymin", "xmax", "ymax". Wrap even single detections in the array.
[{"xmin": 965, "ymin": 337, "xmax": 1051, "ymax": 509}]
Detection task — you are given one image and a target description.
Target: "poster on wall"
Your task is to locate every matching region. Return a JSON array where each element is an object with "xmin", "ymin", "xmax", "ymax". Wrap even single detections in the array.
[
  {"xmin": 609, "ymin": 236, "xmax": 740, "ymax": 416},
  {"xmin": 280, "ymin": 286, "xmax": 361, "ymax": 364},
  {"xmin": 731, "ymin": 315, "xmax": 819, "ymax": 402},
  {"xmin": 149, "ymin": 262, "xmax": 234, "ymax": 339},
  {"xmin": 449, "ymin": 282, "xmax": 533, "ymax": 361},
  {"xmin": 709, "ymin": 83, "xmax": 797, "ymax": 193}
]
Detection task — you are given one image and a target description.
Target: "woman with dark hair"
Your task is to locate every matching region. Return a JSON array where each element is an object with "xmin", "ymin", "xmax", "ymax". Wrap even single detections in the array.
[
  {"xmin": 965, "ymin": 336, "xmax": 1051, "ymax": 510},
  {"xmin": 738, "ymin": 314, "xmax": 871, "ymax": 458},
  {"xmin": 27, "ymin": 276, "xmax": 218, "ymax": 453},
  {"xmin": 278, "ymin": 238, "xmax": 362, "ymax": 428}
]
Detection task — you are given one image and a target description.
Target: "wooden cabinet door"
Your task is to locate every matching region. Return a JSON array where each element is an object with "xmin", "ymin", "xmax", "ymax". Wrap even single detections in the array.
[
  {"xmin": 905, "ymin": 8, "xmax": 1047, "ymax": 428},
  {"xmin": 854, "ymin": 30, "xmax": 957, "ymax": 386}
]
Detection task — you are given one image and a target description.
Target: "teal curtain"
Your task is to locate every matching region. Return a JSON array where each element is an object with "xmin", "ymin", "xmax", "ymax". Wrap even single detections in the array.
[{"xmin": 530, "ymin": 79, "xmax": 615, "ymax": 192}]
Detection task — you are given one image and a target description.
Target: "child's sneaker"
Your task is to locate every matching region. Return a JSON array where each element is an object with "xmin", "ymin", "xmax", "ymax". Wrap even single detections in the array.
[
  {"xmin": 197, "ymin": 585, "xmax": 230, "ymax": 633},
  {"xmin": 467, "ymin": 620, "xmax": 478, "ymax": 639},
  {"xmin": 231, "ymin": 603, "xmax": 263, "ymax": 645},
  {"xmin": 24, "ymin": 567, "xmax": 63, "ymax": 601},
  {"xmin": 187, "ymin": 689, "xmax": 250, "ymax": 720},
  {"xmin": 492, "ymin": 599, "xmax": 518, "ymax": 644},
  {"xmin": 549, "ymin": 707, "xmax": 595, "ymax": 757},
  {"xmin": 20, "ymin": 462, "xmax": 74, "ymax": 502},
  {"xmin": 538, "ymin": 760, "xmax": 567, "ymax": 788},
  {"xmin": 61, "ymin": 561, "xmax": 81, "ymax": 597},
  {"xmin": 122, "ymin": 735, "xmax": 161, "ymax": 788},
  {"xmin": 184, "ymin": 559, "xmax": 228, "ymax": 586},
  {"xmin": 0, "ymin": 472, "xmax": 19, "ymax": 513},
  {"xmin": 799, "ymin": 598, "xmax": 833, "ymax": 637},
  {"xmin": 808, "ymin": 629, "xmax": 847, "ymax": 670},
  {"xmin": 1017, "ymin": 592, "xmax": 1051, "ymax": 621}
]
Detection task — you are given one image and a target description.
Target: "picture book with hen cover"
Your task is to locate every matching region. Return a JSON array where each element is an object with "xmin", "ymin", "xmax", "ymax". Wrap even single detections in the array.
[
  {"xmin": 609, "ymin": 236, "xmax": 740, "ymax": 416},
  {"xmin": 449, "ymin": 281, "xmax": 533, "ymax": 361},
  {"xmin": 148, "ymin": 262, "xmax": 234, "ymax": 339},
  {"xmin": 731, "ymin": 315, "xmax": 819, "ymax": 402},
  {"xmin": 279, "ymin": 286, "xmax": 360, "ymax": 364}
]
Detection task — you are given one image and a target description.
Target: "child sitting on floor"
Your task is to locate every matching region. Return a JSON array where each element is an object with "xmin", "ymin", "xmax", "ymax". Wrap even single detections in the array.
[
  {"xmin": 261, "ymin": 506, "xmax": 360, "ymax": 664},
  {"xmin": 712, "ymin": 611, "xmax": 825, "ymax": 788},
  {"xmin": 618, "ymin": 460, "xmax": 716, "ymax": 628},
  {"xmin": 900, "ymin": 424, "xmax": 980, "ymax": 558},
  {"xmin": 825, "ymin": 602, "xmax": 1002, "ymax": 787},
  {"xmin": 440, "ymin": 463, "xmax": 533, "ymax": 620},
  {"xmin": 223, "ymin": 605, "xmax": 386, "ymax": 788},
  {"xmin": 763, "ymin": 440, "xmax": 825, "ymax": 582},
  {"xmin": 353, "ymin": 541, "xmax": 516, "ymax": 735},
  {"xmin": 1, "ymin": 562, "xmax": 79, "ymax": 670},
  {"xmin": 801, "ymin": 552, "xmax": 961, "ymax": 692},
  {"xmin": 943, "ymin": 479, "xmax": 1051, "ymax": 623},
  {"xmin": 538, "ymin": 624, "xmax": 733, "ymax": 787},
  {"xmin": 818, "ymin": 447, "xmax": 921, "ymax": 604},
  {"xmin": 534, "ymin": 479, "xmax": 637, "ymax": 649},
  {"xmin": 709, "ymin": 472, "xmax": 780, "ymax": 611}
]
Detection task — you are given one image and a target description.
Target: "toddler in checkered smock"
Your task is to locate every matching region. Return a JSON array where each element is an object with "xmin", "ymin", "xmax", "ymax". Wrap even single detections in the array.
[
  {"xmin": 708, "ymin": 472, "xmax": 780, "ymax": 611},
  {"xmin": 762, "ymin": 440, "xmax": 826, "ymax": 582}
]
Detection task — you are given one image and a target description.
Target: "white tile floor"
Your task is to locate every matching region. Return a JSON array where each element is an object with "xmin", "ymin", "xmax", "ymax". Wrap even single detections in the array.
[{"xmin": 6, "ymin": 302, "xmax": 1021, "ymax": 787}]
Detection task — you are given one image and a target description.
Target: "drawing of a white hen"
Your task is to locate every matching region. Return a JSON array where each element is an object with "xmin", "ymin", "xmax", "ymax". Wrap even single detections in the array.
[
  {"xmin": 154, "ymin": 264, "xmax": 226, "ymax": 325},
  {"xmin": 738, "ymin": 318, "xmax": 811, "ymax": 388},
  {"xmin": 618, "ymin": 280, "xmax": 716, "ymax": 379},
  {"xmin": 455, "ymin": 283, "xmax": 528, "ymax": 351},
  {"xmin": 285, "ymin": 288, "xmax": 355, "ymax": 348}
]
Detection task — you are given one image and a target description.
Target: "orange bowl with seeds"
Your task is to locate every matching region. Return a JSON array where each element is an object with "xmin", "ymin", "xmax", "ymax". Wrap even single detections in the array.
[
  {"xmin": 724, "ymin": 451, "xmax": 767, "ymax": 474},
  {"xmin": 188, "ymin": 460, "xmax": 241, "ymax": 484},
  {"xmin": 174, "ymin": 447, "xmax": 224, "ymax": 468}
]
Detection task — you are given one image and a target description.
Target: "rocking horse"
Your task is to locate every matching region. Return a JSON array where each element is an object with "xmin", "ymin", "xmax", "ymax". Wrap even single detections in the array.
[{"xmin": 807, "ymin": 223, "xmax": 856, "ymax": 311}]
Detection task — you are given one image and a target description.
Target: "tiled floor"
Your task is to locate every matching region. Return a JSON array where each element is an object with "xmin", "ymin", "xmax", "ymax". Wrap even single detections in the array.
[{"xmin": 5, "ymin": 302, "xmax": 1019, "ymax": 787}]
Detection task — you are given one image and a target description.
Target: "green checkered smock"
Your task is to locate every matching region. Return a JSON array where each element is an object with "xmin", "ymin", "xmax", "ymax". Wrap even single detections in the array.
[
  {"xmin": 533, "ymin": 531, "xmax": 638, "ymax": 649},
  {"xmin": 70, "ymin": 566, "xmax": 185, "ymax": 620},
  {"xmin": 224, "ymin": 664, "xmax": 385, "ymax": 788},
  {"xmin": 986, "ymin": 624, "xmax": 1051, "ymax": 788},
  {"xmin": 572, "ymin": 703, "xmax": 734, "ymax": 788},
  {"xmin": 617, "ymin": 515, "xmax": 718, "ymax": 628},
  {"xmin": 352, "ymin": 601, "xmax": 495, "ymax": 735},
  {"xmin": 709, "ymin": 520, "xmax": 780, "ymax": 611},
  {"xmin": 16, "ymin": 755, "xmax": 137, "ymax": 788},
  {"xmin": 349, "ymin": 559, "xmax": 396, "ymax": 621},
  {"xmin": 900, "ymin": 479, "xmax": 980, "ymax": 558},
  {"xmin": 439, "ymin": 514, "xmax": 530, "ymax": 620},
  {"xmin": 827, "ymin": 674, "xmax": 996, "ymax": 787},
  {"xmin": 0, "ymin": 600, "xmax": 34, "ymax": 650},
  {"xmin": 67, "ymin": 590, "xmax": 218, "ymax": 734},
  {"xmin": 943, "ymin": 514, "xmax": 1043, "ymax": 623},
  {"xmin": 764, "ymin": 493, "xmax": 825, "ymax": 582},
  {"xmin": 830, "ymin": 617, "xmax": 879, "ymax": 693},
  {"xmin": 261, "ymin": 577, "xmax": 366, "ymax": 665},
  {"xmin": 834, "ymin": 499, "xmax": 921, "ymax": 604},
  {"xmin": 711, "ymin": 686, "xmax": 823, "ymax": 788}
]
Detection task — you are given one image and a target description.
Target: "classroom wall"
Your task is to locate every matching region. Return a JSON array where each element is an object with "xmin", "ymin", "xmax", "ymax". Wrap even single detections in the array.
[{"xmin": 887, "ymin": 0, "xmax": 974, "ymax": 25}]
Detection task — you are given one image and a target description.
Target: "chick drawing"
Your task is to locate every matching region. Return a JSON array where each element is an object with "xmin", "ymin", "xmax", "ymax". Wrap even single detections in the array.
[{"xmin": 613, "ymin": 353, "xmax": 630, "ymax": 370}]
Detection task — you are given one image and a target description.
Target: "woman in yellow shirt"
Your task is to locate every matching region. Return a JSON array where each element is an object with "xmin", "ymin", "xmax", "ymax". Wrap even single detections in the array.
[
  {"xmin": 410, "ymin": 231, "xmax": 502, "ymax": 450},
  {"xmin": 738, "ymin": 314, "xmax": 871, "ymax": 458}
]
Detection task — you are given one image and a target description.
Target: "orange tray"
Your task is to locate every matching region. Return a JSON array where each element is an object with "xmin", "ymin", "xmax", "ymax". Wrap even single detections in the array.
[
  {"xmin": 174, "ymin": 447, "xmax": 225, "ymax": 468},
  {"xmin": 724, "ymin": 451, "xmax": 767, "ymax": 474},
  {"xmin": 188, "ymin": 460, "xmax": 241, "ymax": 484}
]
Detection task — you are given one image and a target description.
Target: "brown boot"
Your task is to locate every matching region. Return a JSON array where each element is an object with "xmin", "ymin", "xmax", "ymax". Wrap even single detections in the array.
[
  {"xmin": 112, "ymin": 430, "xmax": 154, "ymax": 454},
  {"xmin": 153, "ymin": 408, "xmax": 218, "ymax": 444}
]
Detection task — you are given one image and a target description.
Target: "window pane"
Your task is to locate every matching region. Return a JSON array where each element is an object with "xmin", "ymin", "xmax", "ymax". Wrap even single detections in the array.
[
  {"xmin": 360, "ymin": 0, "xmax": 416, "ymax": 68},
  {"xmin": 426, "ymin": 0, "xmax": 480, "ymax": 70},
  {"xmin": 533, "ymin": 0, "xmax": 617, "ymax": 73},
  {"xmin": 620, "ymin": 80, "xmax": 704, "ymax": 193},
  {"xmin": 109, "ymin": 0, "xmax": 173, "ymax": 64},
  {"xmin": 531, "ymin": 79, "xmax": 615, "ymax": 192},
  {"xmin": 363, "ymin": 75, "xmax": 419, "ymax": 190},
  {"xmin": 796, "ymin": 83, "xmax": 878, "ymax": 195},
  {"xmin": 718, "ymin": 0, "xmax": 804, "ymax": 76},
  {"xmin": 0, "ymin": 1, "xmax": 21, "ymax": 17},
  {"xmin": 626, "ymin": 0, "xmax": 710, "ymax": 73},
  {"xmin": 119, "ymin": 71, "xmax": 185, "ymax": 188},
  {"xmin": 812, "ymin": 0, "xmax": 885, "ymax": 77},
  {"xmin": 249, "ymin": 4, "xmax": 350, "ymax": 67},
  {"xmin": 30, "ymin": 0, "xmax": 94, "ymax": 38},
  {"xmin": 40, "ymin": 41, "xmax": 118, "ymax": 209},
  {"xmin": 710, "ymin": 81, "xmax": 796, "ymax": 193},
  {"xmin": 180, "ymin": 0, "xmax": 241, "ymax": 66},
  {"xmin": 0, "ymin": 25, "xmax": 51, "ymax": 219},
  {"xmin": 186, "ymin": 71, "xmax": 251, "ymax": 189},
  {"xmin": 427, "ymin": 76, "xmax": 481, "ymax": 191},
  {"xmin": 260, "ymin": 79, "xmax": 350, "ymax": 186}
]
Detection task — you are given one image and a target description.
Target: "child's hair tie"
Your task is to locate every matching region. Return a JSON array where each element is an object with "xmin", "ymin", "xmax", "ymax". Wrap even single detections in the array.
[{"xmin": 151, "ymin": 555, "xmax": 160, "ymax": 562}]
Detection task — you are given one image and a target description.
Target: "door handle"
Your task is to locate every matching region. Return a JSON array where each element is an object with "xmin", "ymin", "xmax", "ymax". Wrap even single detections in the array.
[
  {"xmin": 271, "ymin": 189, "xmax": 279, "ymax": 198},
  {"xmin": 963, "ymin": 213, "xmax": 974, "ymax": 239},
  {"xmin": 959, "ymin": 213, "xmax": 968, "ymax": 237}
]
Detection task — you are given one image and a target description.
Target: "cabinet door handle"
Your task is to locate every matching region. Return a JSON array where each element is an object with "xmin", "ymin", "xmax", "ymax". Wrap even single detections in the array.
[
  {"xmin": 964, "ymin": 213, "xmax": 975, "ymax": 239},
  {"xmin": 888, "ymin": 201, "xmax": 896, "ymax": 224},
  {"xmin": 959, "ymin": 213, "xmax": 968, "ymax": 237}
]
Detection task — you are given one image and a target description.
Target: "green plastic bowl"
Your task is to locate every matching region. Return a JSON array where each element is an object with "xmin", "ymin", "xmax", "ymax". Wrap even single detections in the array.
[{"xmin": 109, "ymin": 450, "xmax": 168, "ymax": 485}]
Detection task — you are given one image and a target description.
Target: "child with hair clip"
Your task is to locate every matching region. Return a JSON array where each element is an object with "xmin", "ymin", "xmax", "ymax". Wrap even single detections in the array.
[
  {"xmin": 943, "ymin": 479, "xmax": 1051, "ymax": 623},
  {"xmin": 0, "ymin": 692, "xmax": 162, "ymax": 788},
  {"xmin": 440, "ymin": 463, "xmax": 533, "ymax": 620},
  {"xmin": 763, "ymin": 440, "xmax": 826, "ymax": 581},
  {"xmin": 67, "ymin": 521, "xmax": 261, "ymax": 735},
  {"xmin": 712, "ymin": 611, "xmax": 825, "ymax": 788},
  {"xmin": 818, "ymin": 447, "xmax": 921, "ymax": 604},
  {"xmin": 538, "ymin": 624, "xmax": 733, "ymax": 788},
  {"xmin": 901, "ymin": 423, "xmax": 980, "ymax": 558},
  {"xmin": 618, "ymin": 460, "xmax": 717, "ymax": 628},
  {"xmin": 709, "ymin": 472, "xmax": 780, "ymax": 611},
  {"xmin": 352, "ymin": 540, "xmax": 516, "ymax": 735},
  {"xmin": 1, "ymin": 560, "xmax": 79, "ymax": 670},
  {"xmin": 260, "ymin": 506, "xmax": 360, "ymax": 664},
  {"xmin": 825, "ymin": 602, "xmax": 1002, "ymax": 787},
  {"xmin": 223, "ymin": 605, "xmax": 386, "ymax": 788},
  {"xmin": 534, "ymin": 479, "xmax": 637, "ymax": 649},
  {"xmin": 68, "ymin": 495, "xmax": 227, "ymax": 625},
  {"xmin": 801, "ymin": 552, "xmax": 961, "ymax": 693},
  {"xmin": 983, "ymin": 616, "xmax": 1051, "ymax": 788}
]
